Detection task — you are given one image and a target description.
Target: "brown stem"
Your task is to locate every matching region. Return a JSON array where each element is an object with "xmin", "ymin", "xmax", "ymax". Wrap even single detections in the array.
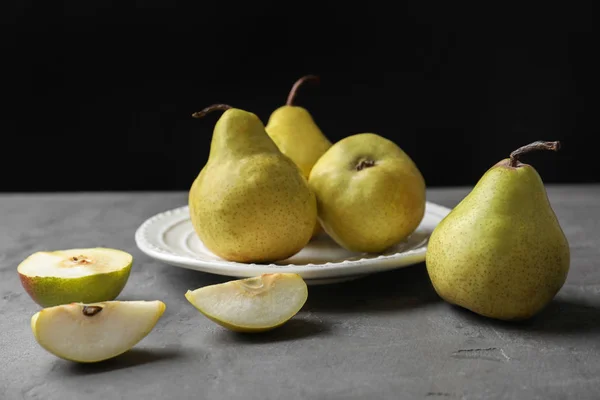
[
  {"xmin": 508, "ymin": 140, "xmax": 561, "ymax": 167},
  {"xmin": 191, "ymin": 104, "xmax": 233, "ymax": 118},
  {"xmin": 356, "ymin": 159, "xmax": 376, "ymax": 171},
  {"xmin": 286, "ymin": 75, "xmax": 319, "ymax": 106}
]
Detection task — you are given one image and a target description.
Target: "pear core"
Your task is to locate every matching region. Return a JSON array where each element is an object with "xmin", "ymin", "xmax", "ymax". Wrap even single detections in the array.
[{"xmin": 18, "ymin": 248, "xmax": 132, "ymax": 278}]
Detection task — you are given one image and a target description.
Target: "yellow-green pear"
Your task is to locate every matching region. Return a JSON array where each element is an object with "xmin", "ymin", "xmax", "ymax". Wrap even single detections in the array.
[
  {"xmin": 265, "ymin": 75, "xmax": 333, "ymax": 238},
  {"xmin": 308, "ymin": 133, "xmax": 426, "ymax": 253},
  {"xmin": 425, "ymin": 141, "xmax": 570, "ymax": 321},
  {"xmin": 189, "ymin": 104, "xmax": 317, "ymax": 263},
  {"xmin": 265, "ymin": 75, "xmax": 332, "ymax": 179}
]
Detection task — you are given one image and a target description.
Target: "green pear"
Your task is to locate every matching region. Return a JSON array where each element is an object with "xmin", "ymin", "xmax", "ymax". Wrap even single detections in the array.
[
  {"xmin": 308, "ymin": 133, "xmax": 426, "ymax": 253},
  {"xmin": 189, "ymin": 104, "xmax": 317, "ymax": 263},
  {"xmin": 265, "ymin": 75, "xmax": 333, "ymax": 238},
  {"xmin": 425, "ymin": 141, "xmax": 570, "ymax": 321},
  {"xmin": 265, "ymin": 75, "xmax": 332, "ymax": 179}
]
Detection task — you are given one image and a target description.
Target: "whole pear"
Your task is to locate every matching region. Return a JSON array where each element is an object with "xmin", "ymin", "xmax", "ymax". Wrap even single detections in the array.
[
  {"xmin": 265, "ymin": 75, "xmax": 332, "ymax": 237},
  {"xmin": 425, "ymin": 141, "xmax": 570, "ymax": 321},
  {"xmin": 308, "ymin": 133, "xmax": 426, "ymax": 253},
  {"xmin": 188, "ymin": 104, "xmax": 317, "ymax": 263},
  {"xmin": 265, "ymin": 75, "xmax": 332, "ymax": 178}
]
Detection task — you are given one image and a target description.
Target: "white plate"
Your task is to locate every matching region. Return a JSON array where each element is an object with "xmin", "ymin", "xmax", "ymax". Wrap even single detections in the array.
[{"xmin": 134, "ymin": 202, "xmax": 451, "ymax": 285}]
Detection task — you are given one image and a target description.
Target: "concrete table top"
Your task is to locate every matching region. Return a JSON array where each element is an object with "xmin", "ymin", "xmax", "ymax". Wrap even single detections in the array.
[{"xmin": 1, "ymin": 185, "xmax": 599, "ymax": 400}]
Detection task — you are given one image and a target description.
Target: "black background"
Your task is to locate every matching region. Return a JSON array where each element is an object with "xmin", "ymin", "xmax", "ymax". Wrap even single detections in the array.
[{"xmin": 3, "ymin": 2, "xmax": 598, "ymax": 192}]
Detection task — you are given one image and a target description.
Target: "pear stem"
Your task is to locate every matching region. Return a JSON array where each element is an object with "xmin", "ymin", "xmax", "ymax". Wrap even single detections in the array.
[
  {"xmin": 508, "ymin": 140, "xmax": 561, "ymax": 167},
  {"xmin": 356, "ymin": 159, "xmax": 376, "ymax": 171},
  {"xmin": 286, "ymin": 75, "xmax": 319, "ymax": 106},
  {"xmin": 192, "ymin": 104, "xmax": 233, "ymax": 118}
]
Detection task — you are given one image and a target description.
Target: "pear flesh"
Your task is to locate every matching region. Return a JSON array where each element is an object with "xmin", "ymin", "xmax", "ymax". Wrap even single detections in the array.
[
  {"xmin": 189, "ymin": 106, "xmax": 317, "ymax": 263},
  {"xmin": 18, "ymin": 248, "xmax": 133, "ymax": 307},
  {"xmin": 425, "ymin": 141, "xmax": 570, "ymax": 321},
  {"xmin": 308, "ymin": 133, "xmax": 426, "ymax": 253},
  {"xmin": 31, "ymin": 300, "xmax": 166, "ymax": 363},
  {"xmin": 185, "ymin": 273, "xmax": 308, "ymax": 332}
]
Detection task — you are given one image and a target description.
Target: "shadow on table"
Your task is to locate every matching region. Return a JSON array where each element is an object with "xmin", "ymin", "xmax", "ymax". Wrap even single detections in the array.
[
  {"xmin": 303, "ymin": 262, "xmax": 440, "ymax": 313},
  {"xmin": 162, "ymin": 266, "xmax": 232, "ymax": 294},
  {"xmin": 450, "ymin": 297, "xmax": 600, "ymax": 335},
  {"xmin": 212, "ymin": 317, "xmax": 330, "ymax": 345},
  {"xmin": 60, "ymin": 347, "xmax": 185, "ymax": 375}
]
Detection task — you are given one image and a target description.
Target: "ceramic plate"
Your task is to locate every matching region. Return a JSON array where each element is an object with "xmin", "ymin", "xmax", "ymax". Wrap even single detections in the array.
[{"xmin": 134, "ymin": 202, "xmax": 451, "ymax": 285}]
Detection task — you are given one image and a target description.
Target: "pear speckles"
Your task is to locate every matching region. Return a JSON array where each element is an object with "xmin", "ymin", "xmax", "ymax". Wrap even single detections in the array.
[
  {"xmin": 425, "ymin": 141, "xmax": 570, "ymax": 321},
  {"xmin": 308, "ymin": 133, "xmax": 426, "ymax": 254},
  {"xmin": 189, "ymin": 106, "xmax": 317, "ymax": 263}
]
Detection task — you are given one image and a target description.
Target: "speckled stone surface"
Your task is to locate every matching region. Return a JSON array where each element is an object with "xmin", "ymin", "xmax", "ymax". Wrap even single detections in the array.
[{"xmin": 1, "ymin": 186, "xmax": 599, "ymax": 400}]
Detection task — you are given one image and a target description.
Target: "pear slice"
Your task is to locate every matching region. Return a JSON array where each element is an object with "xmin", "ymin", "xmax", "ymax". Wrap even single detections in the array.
[
  {"xmin": 18, "ymin": 247, "xmax": 133, "ymax": 307},
  {"xmin": 185, "ymin": 273, "xmax": 308, "ymax": 332},
  {"xmin": 31, "ymin": 300, "xmax": 166, "ymax": 363}
]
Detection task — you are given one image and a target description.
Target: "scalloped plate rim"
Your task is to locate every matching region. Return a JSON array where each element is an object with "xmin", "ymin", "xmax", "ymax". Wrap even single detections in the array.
[{"xmin": 134, "ymin": 201, "xmax": 451, "ymax": 282}]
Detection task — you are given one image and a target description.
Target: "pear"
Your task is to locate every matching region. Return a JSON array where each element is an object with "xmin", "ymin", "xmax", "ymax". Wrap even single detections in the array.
[
  {"xmin": 265, "ymin": 75, "xmax": 333, "ymax": 238},
  {"xmin": 308, "ymin": 133, "xmax": 426, "ymax": 253},
  {"xmin": 185, "ymin": 273, "xmax": 308, "ymax": 332},
  {"xmin": 425, "ymin": 141, "xmax": 570, "ymax": 321},
  {"xmin": 31, "ymin": 300, "xmax": 166, "ymax": 363},
  {"xmin": 17, "ymin": 247, "xmax": 133, "ymax": 307},
  {"xmin": 189, "ymin": 104, "xmax": 317, "ymax": 263},
  {"xmin": 265, "ymin": 75, "xmax": 332, "ymax": 179}
]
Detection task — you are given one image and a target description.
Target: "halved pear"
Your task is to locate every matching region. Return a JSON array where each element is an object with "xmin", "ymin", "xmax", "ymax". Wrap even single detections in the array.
[
  {"xmin": 18, "ymin": 247, "xmax": 133, "ymax": 307},
  {"xmin": 31, "ymin": 300, "xmax": 166, "ymax": 363},
  {"xmin": 185, "ymin": 273, "xmax": 308, "ymax": 332}
]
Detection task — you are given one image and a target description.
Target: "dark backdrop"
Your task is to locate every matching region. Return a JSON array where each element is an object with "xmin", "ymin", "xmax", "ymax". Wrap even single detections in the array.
[{"xmin": 3, "ymin": 2, "xmax": 598, "ymax": 192}]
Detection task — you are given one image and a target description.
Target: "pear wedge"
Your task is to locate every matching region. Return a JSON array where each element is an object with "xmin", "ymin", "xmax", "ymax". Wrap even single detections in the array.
[
  {"xmin": 31, "ymin": 300, "xmax": 166, "ymax": 363},
  {"xmin": 185, "ymin": 273, "xmax": 308, "ymax": 332},
  {"xmin": 18, "ymin": 247, "xmax": 133, "ymax": 307}
]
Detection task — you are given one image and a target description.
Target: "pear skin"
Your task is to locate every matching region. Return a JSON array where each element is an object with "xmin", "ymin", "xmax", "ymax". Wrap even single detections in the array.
[
  {"xmin": 18, "ymin": 248, "xmax": 133, "ymax": 307},
  {"xmin": 265, "ymin": 75, "xmax": 332, "ymax": 237},
  {"xmin": 189, "ymin": 104, "xmax": 317, "ymax": 263},
  {"xmin": 308, "ymin": 133, "xmax": 426, "ymax": 253},
  {"xmin": 426, "ymin": 141, "xmax": 570, "ymax": 321},
  {"xmin": 265, "ymin": 75, "xmax": 332, "ymax": 179}
]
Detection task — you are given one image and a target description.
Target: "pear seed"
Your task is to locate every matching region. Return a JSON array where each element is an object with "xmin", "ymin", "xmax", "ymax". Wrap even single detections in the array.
[{"xmin": 82, "ymin": 306, "xmax": 103, "ymax": 317}]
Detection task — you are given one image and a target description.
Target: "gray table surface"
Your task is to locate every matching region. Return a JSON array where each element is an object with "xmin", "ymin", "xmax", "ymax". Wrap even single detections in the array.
[{"xmin": 1, "ymin": 185, "xmax": 599, "ymax": 400}]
